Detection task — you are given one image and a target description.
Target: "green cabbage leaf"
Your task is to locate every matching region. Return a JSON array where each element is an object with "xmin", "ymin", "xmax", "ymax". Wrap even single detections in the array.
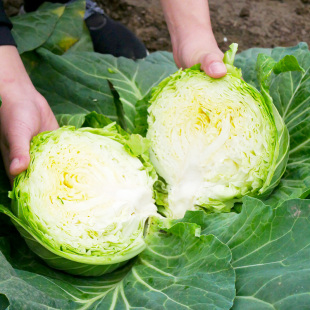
[{"xmin": 179, "ymin": 196, "xmax": 310, "ymax": 309}]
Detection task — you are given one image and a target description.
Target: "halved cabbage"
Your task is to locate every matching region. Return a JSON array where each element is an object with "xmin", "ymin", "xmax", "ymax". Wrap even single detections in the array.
[
  {"xmin": 147, "ymin": 45, "xmax": 289, "ymax": 219},
  {"xmin": 7, "ymin": 125, "xmax": 158, "ymax": 276}
]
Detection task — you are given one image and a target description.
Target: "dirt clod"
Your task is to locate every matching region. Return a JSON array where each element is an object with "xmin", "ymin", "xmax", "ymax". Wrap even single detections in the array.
[{"xmin": 239, "ymin": 7, "xmax": 250, "ymax": 18}]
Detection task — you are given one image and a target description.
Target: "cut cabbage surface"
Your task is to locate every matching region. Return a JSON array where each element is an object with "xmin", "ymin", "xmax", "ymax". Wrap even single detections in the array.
[
  {"xmin": 147, "ymin": 66, "xmax": 286, "ymax": 219},
  {"xmin": 9, "ymin": 126, "xmax": 158, "ymax": 275}
]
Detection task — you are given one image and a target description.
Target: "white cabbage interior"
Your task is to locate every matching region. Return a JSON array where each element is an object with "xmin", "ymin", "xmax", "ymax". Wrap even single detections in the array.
[
  {"xmin": 24, "ymin": 130, "xmax": 157, "ymax": 255},
  {"xmin": 147, "ymin": 74, "xmax": 274, "ymax": 219}
]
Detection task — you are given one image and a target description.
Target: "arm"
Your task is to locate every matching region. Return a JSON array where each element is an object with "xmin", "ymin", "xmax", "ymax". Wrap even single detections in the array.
[
  {"xmin": 160, "ymin": 0, "xmax": 226, "ymax": 78},
  {"xmin": 0, "ymin": 46, "xmax": 59, "ymax": 181}
]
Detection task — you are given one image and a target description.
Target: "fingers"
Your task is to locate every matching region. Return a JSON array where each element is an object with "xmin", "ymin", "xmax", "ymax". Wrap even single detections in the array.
[
  {"xmin": 42, "ymin": 112, "xmax": 59, "ymax": 132},
  {"xmin": 200, "ymin": 53, "xmax": 227, "ymax": 78},
  {"xmin": 0, "ymin": 120, "xmax": 32, "ymax": 185},
  {"xmin": 174, "ymin": 40, "xmax": 227, "ymax": 79},
  {"xmin": 6, "ymin": 124, "xmax": 32, "ymax": 177},
  {"xmin": 36, "ymin": 95, "xmax": 59, "ymax": 132},
  {"xmin": 0, "ymin": 91, "xmax": 60, "ymax": 185},
  {"xmin": 0, "ymin": 102, "xmax": 35, "ymax": 179}
]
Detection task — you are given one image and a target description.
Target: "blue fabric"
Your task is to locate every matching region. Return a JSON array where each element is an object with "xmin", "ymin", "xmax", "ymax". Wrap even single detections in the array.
[
  {"xmin": 0, "ymin": 0, "xmax": 16, "ymax": 46},
  {"xmin": 67, "ymin": 0, "xmax": 104, "ymax": 19},
  {"xmin": 85, "ymin": 0, "xmax": 104, "ymax": 19}
]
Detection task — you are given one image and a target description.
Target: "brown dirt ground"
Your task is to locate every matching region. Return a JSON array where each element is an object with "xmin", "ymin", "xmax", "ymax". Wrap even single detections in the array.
[
  {"xmin": 4, "ymin": 0, "xmax": 310, "ymax": 53},
  {"xmin": 103, "ymin": 0, "xmax": 310, "ymax": 53}
]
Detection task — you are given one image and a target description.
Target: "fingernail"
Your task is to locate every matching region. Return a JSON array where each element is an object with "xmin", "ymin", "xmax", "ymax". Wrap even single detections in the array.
[
  {"xmin": 10, "ymin": 158, "xmax": 20, "ymax": 170},
  {"xmin": 209, "ymin": 62, "xmax": 227, "ymax": 75}
]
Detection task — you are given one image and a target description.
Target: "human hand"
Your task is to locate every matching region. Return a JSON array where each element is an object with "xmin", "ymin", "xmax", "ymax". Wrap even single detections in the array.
[
  {"xmin": 171, "ymin": 28, "xmax": 227, "ymax": 78},
  {"xmin": 0, "ymin": 46, "xmax": 59, "ymax": 183},
  {"xmin": 160, "ymin": 0, "xmax": 227, "ymax": 78}
]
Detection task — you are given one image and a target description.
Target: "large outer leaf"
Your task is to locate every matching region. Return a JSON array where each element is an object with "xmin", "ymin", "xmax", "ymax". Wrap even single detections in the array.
[
  {"xmin": 12, "ymin": 0, "xmax": 92, "ymax": 56},
  {"xmin": 44, "ymin": 52, "xmax": 177, "ymax": 131},
  {"xmin": 41, "ymin": 0, "xmax": 88, "ymax": 54},
  {"xmin": 236, "ymin": 43, "xmax": 310, "ymax": 205},
  {"xmin": 66, "ymin": 22, "xmax": 93, "ymax": 54},
  {"xmin": 268, "ymin": 44, "xmax": 310, "ymax": 204},
  {"xmin": 144, "ymin": 51, "xmax": 177, "ymax": 67},
  {"xmin": 0, "ymin": 219, "xmax": 235, "ymax": 309},
  {"xmin": 182, "ymin": 196, "xmax": 310, "ymax": 309},
  {"xmin": 11, "ymin": 3, "xmax": 65, "ymax": 54},
  {"xmin": 21, "ymin": 48, "xmax": 117, "ymax": 126}
]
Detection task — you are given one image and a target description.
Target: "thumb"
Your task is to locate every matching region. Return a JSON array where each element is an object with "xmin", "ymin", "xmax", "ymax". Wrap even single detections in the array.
[
  {"xmin": 8, "ymin": 127, "xmax": 32, "ymax": 177},
  {"xmin": 200, "ymin": 53, "xmax": 227, "ymax": 78}
]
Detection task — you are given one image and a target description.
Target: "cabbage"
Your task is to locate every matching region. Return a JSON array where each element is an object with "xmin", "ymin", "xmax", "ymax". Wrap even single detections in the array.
[
  {"xmin": 6, "ymin": 125, "xmax": 158, "ymax": 276},
  {"xmin": 147, "ymin": 44, "xmax": 289, "ymax": 219}
]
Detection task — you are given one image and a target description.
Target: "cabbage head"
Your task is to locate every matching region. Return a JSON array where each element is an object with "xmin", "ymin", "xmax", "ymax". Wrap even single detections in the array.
[
  {"xmin": 147, "ymin": 44, "xmax": 289, "ymax": 219},
  {"xmin": 6, "ymin": 125, "xmax": 158, "ymax": 276}
]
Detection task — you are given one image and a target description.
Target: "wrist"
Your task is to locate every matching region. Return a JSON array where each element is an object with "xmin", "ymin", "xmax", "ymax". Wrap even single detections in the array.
[
  {"xmin": 160, "ymin": 0, "xmax": 216, "ymax": 55},
  {"xmin": 0, "ymin": 46, "xmax": 35, "ymax": 101},
  {"xmin": 171, "ymin": 24, "xmax": 216, "ymax": 51}
]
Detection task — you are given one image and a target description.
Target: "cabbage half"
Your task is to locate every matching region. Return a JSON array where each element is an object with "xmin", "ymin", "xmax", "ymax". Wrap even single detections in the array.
[
  {"xmin": 147, "ymin": 45, "xmax": 289, "ymax": 219},
  {"xmin": 6, "ymin": 125, "xmax": 158, "ymax": 276}
]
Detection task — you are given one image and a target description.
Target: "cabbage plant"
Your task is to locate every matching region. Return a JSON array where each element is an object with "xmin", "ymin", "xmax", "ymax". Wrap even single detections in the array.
[
  {"xmin": 147, "ymin": 44, "xmax": 290, "ymax": 219},
  {"xmin": 0, "ymin": 5, "xmax": 309, "ymax": 306},
  {"xmin": 6, "ymin": 125, "xmax": 158, "ymax": 276}
]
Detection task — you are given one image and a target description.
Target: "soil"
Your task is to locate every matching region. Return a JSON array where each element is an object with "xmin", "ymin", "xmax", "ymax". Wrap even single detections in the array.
[
  {"xmin": 103, "ymin": 0, "xmax": 310, "ymax": 53},
  {"xmin": 4, "ymin": 0, "xmax": 310, "ymax": 53}
]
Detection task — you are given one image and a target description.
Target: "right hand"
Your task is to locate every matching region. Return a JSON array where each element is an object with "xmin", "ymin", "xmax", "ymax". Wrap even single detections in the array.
[
  {"xmin": 0, "ymin": 46, "xmax": 59, "ymax": 183},
  {"xmin": 160, "ymin": 0, "xmax": 227, "ymax": 78},
  {"xmin": 171, "ymin": 28, "xmax": 227, "ymax": 78}
]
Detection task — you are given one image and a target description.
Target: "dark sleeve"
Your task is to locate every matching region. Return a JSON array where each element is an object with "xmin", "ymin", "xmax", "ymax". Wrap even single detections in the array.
[{"xmin": 0, "ymin": 0, "xmax": 16, "ymax": 46}]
